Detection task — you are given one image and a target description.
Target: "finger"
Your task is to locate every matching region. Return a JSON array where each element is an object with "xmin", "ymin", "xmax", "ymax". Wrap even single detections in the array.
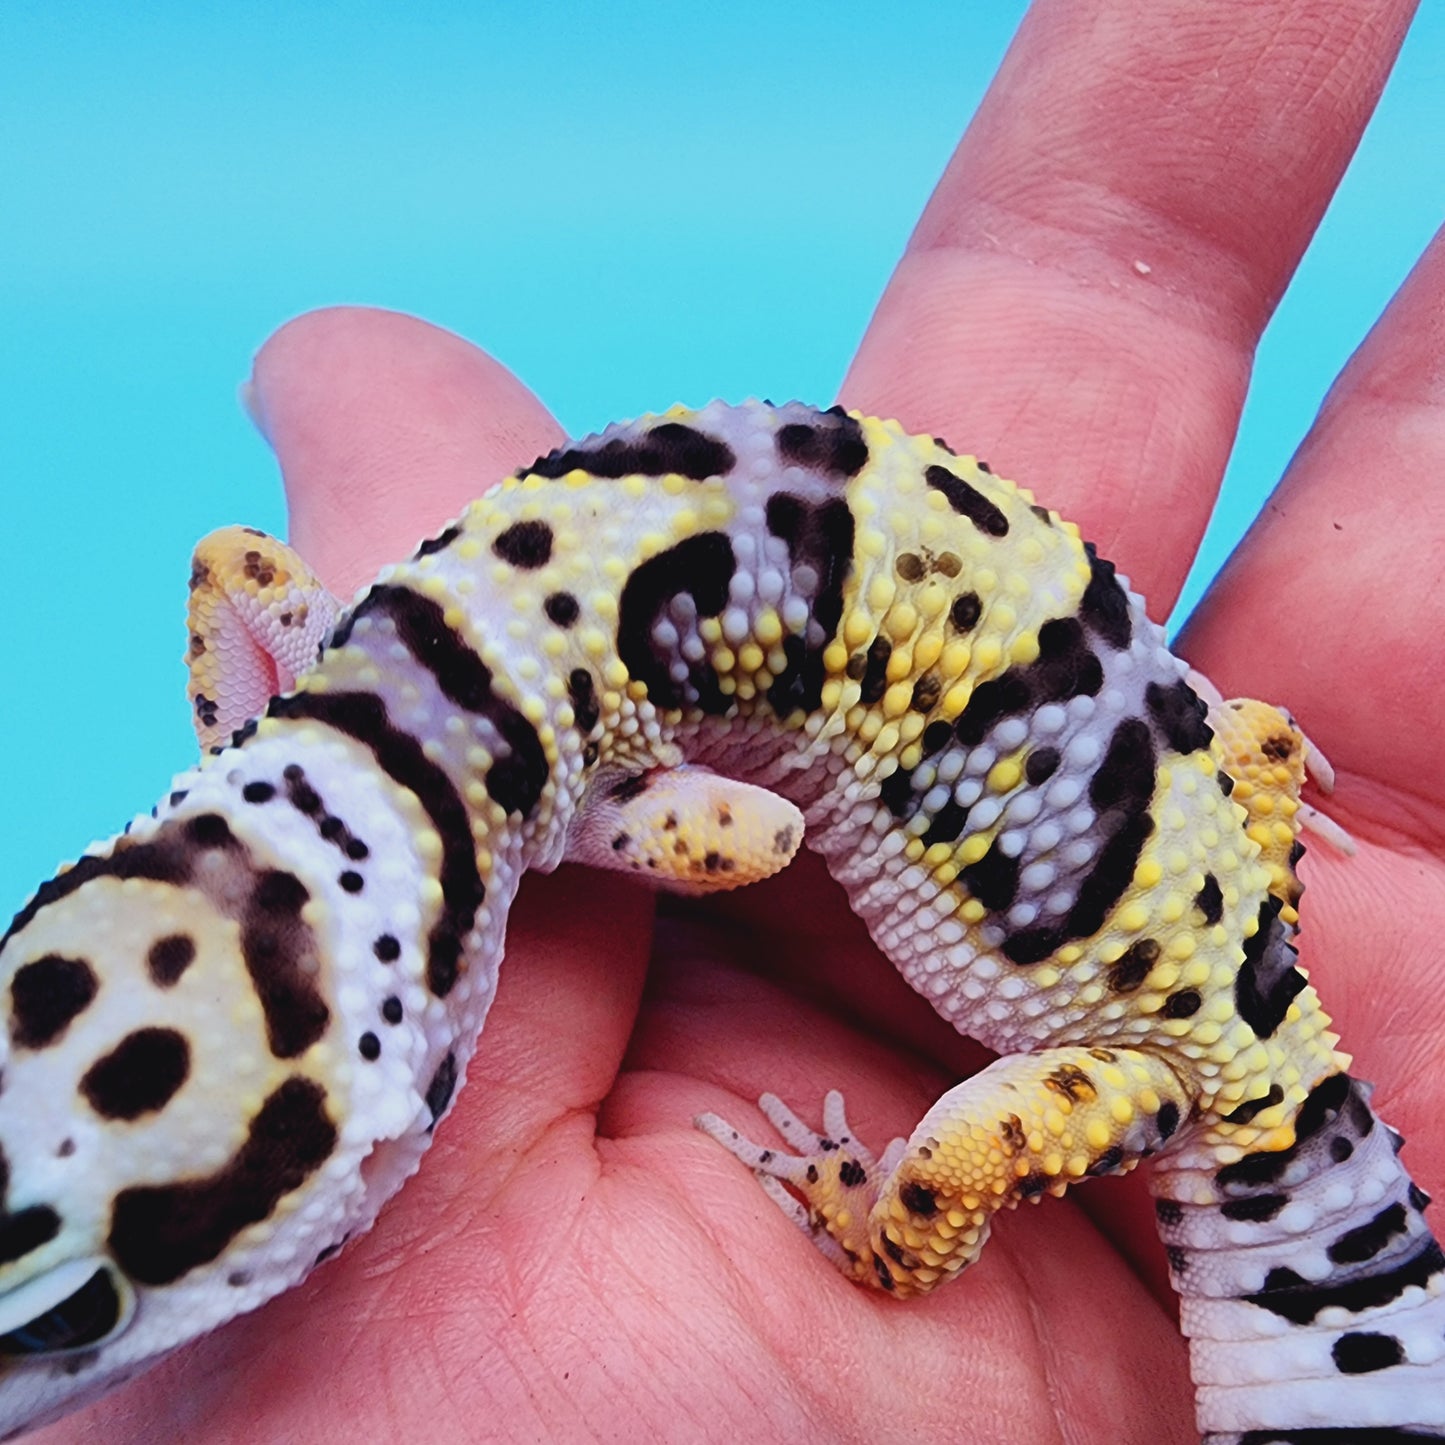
[
  {"xmin": 842, "ymin": 0, "xmax": 1415, "ymax": 606},
  {"xmin": 247, "ymin": 305, "xmax": 564, "ymax": 597},
  {"xmin": 1180, "ymin": 224, "xmax": 1445, "ymax": 820}
]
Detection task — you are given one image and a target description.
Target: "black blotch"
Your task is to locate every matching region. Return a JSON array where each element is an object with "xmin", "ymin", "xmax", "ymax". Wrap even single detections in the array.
[
  {"xmin": 425, "ymin": 1051, "xmax": 458, "ymax": 1125},
  {"xmin": 1145, "ymin": 678, "xmax": 1213, "ymax": 754},
  {"xmin": 1064, "ymin": 811, "xmax": 1154, "ymax": 941},
  {"xmin": 909, "ymin": 674, "xmax": 941, "ymax": 713},
  {"xmin": 10, "ymin": 956, "xmax": 99, "ymax": 1049},
  {"xmin": 1224, "ymin": 1085, "xmax": 1284, "ymax": 1125},
  {"xmin": 616, "ymin": 532, "xmax": 736, "ymax": 714},
  {"xmin": 527, "ymin": 422, "xmax": 735, "ymax": 482},
  {"xmin": 1329, "ymin": 1204, "xmax": 1408, "ymax": 1265},
  {"xmin": 961, "ymin": 843, "xmax": 1020, "ymax": 912},
  {"xmin": 899, "ymin": 1182, "xmax": 937, "ymax": 1216},
  {"xmin": 838, "ymin": 1159, "xmax": 867, "ymax": 1188},
  {"xmin": 1332, "ymin": 1332, "xmax": 1405, "ymax": 1375},
  {"xmin": 776, "ymin": 414, "xmax": 868, "ymax": 477},
  {"xmin": 1235, "ymin": 896, "xmax": 1306, "ymax": 1039},
  {"xmin": 1218, "ymin": 768, "xmax": 1235, "ymax": 797},
  {"xmin": 920, "ymin": 799, "xmax": 970, "ymax": 848},
  {"xmin": 924, "ymin": 465, "xmax": 1009, "ymax": 536},
  {"xmin": 1111, "ymin": 940, "xmax": 1162, "ymax": 994},
  {"xmin": 1166, "ymin": 1245, "xmax": 1189, "ymax": 1276},
  {"xmin": 358, "ymin": 1032, "xmax": 381, "ymax": 1062},
  {"xmin": 413, "ymin": 525, "xmax": 460, "ymax": 559},
  {"xmin": 544, "ymin": 592, "xmax": 580, "ymax": 628},
  {"xmin": 1409, "ymin": 1183, "xmax": 1431, "ymax": 1213},
  {"xmin": 858, "ymin": 636, "xmax": 892, "ymax": 705},
  {"xmin": 872, "ymin": 1253, "xmax": 896, "ymax": 1291},
  {"xmin": 1017, "ymin": 1173, "xmax": 1048, "ymax": 1199},
  {"xmin": 763, "ymin": 494, "xmax": 856, "ymax": 717},
  {"xmin": 1330, "ymin": 1136, "xmax": 1355, "ymax": 1164},
  {"xmin": 1024, "ymin": 747, "xmax": 1060, "ymax": 785},
  {"xmin": 381, "ymin": 997, "xmax": 403, "ymax": 1025},
  {"xmin": 1154, "ymin": 1199, "xmax": 1183, "ymax": 1226},
  {"xmin": 1220, "ymin": 1193, "xmax": 1287, "ymax": 1222},
  {"xmin": 242, "ymin": 781, "xmax": 275, "ymax": 804},
  {"xmin": 1079, "ymin": 544, "xmax": 1132, "ymax": 649},
  {"xmin": 80, "ymin": 1028, "xmax": 190, "ymax": 1121},
  {"xmin": 1086, "ymin": 1147, "xmax": 1125, "ymax": 1177},
  {"xmin": 949, "ymin": 592, "xmax": 982, "ymax": 633},
  {"xmin": 1162, "ymin": 990, "xmax": 1201, "ymax": 1020},
  {"xmin": 373, "ymin": 935, "xmax": 401, "ymax": 963},
  {"xmin": 1262, "ymin": 733, "xmax": 1295, "ymax": 762},
  {"xmin": 1215, "ymin": 1075, "xmax": 1365, "ymax": 1193},
  {"xmin": 954, "ymin": 617, "xmax": 1101, "ymax": 747},
  {"xmin": 241, "ymin": 870, "xmax": 330, "ymax": 1058},
  {"xmin": 334, "ymin": 586, "xmax": 548, "ymax": 819},
  {"xmin": 492, "ymin": 520, "xmax": 553, "ymax": 569},
  {"xmin": 339, "ymin": 871, "xmax": 364, "ymax": 894},
  {"xmin": 609, "ymin": 774, "xmax": 651, "ymax": 803},
  {"xmin": 109, "ymin": 1076, "xmax": 337, "ymax": 1286},
  {"xmin": 1195, "ymin": 873, "xmax": 1224, "ymax": 925},
  {"xmin": 895, "ymin": 552, "xmax": 926, "ymax": 583},
  {"xmin": 1089, "ymin": 718, "xmax": 1156, "ymax": 812},
  {"xmin": 1156, "ymin": 1101, "xmax": 1180, "ymax": 1139},
  {"xmin": 568, "ymin": 668, "xmax": 600, "ymax": 734},
  {"xmin": 879, "ymin": 766, "xmax": 917, "ymax": 819}
]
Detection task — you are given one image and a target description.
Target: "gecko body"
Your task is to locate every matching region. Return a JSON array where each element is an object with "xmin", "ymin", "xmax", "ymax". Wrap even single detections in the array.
[{"xmin": 0, "ymin": 400, "xmax": 1439, "ymax": 1439}]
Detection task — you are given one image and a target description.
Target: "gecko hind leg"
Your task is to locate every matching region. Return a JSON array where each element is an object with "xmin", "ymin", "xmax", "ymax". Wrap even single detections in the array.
[
  {"xmin": 186, "ymin": 526, "xmax": 341, "ymax": 753},
  {"xmin": 698, "ymin": 1046, "xmax": 1193, "ymax": 1298}
]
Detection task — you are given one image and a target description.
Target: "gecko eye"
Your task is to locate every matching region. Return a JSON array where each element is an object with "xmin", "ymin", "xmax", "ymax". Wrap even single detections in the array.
[{"xmin": 0, "ymin": 1259, "xmax": 133, "ymax": 1356}]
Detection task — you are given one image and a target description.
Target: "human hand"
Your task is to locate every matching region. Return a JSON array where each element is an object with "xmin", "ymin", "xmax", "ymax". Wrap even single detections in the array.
[{"xmin": 38, "ymin": 2, "xmax": 1438, "ymax": 1441}]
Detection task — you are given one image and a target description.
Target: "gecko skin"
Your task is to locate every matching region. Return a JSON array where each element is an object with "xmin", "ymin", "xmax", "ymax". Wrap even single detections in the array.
[{"xmin": 0, "ymin": 400, "xmax": 1440, "ymax": 1439}]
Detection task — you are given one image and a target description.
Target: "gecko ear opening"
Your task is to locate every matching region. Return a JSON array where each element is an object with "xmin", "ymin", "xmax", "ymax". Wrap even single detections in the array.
[{"xmin": 0, "ymin": 1260, "xmax": 133, "ymax": 1356}]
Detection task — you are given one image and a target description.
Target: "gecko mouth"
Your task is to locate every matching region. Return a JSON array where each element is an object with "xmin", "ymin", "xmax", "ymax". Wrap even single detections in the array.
[{"xmin": 0, "ymin": 1260, "xmax": 129, "ymax": 1356}]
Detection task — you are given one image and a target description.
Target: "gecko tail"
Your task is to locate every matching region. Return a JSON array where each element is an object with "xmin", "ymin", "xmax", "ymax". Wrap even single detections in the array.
[{"xmin": 1153, "ymin": 1072, "xmax": 1445, "ymax": 1439}]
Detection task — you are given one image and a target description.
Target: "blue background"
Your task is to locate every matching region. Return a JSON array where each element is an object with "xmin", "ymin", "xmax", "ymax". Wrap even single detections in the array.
[{"xmin": 2, "ymin": 4, "xmax": 1441, "ymax": 904}]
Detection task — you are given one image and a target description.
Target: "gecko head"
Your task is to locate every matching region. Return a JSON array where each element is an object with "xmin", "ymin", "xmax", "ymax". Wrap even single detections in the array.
[{"xmin": 0, "ymin": 803, "xmax": 346, "ymax": 1434}]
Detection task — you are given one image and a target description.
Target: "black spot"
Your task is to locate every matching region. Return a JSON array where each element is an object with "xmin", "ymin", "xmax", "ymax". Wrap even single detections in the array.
[
  {"xmin": 1165, "ymin": 1245, "xmax": 1189, "ymax": 1275},
  {"xmin": 954, "ymin": 617, "xmax": 1101, "ymax": 747},
  {"xmin": 1162, "ymin": 990, "xmax": 1201, "ymax": 1020},
  {"xmin": 339, "ymin": 871, "xmax": 364, "ymax": 894},
  {"xmin": 1224, "ymin": 1084, "xmax": 1284, "ymax": 1125},
  {"xmin": 187, "ymin": 814, "xmax": 234, "ymax": 850},
  {"xmin": 895, "ymin": 552, "xmax": 926, "ymax": 583},
  {"xmin": 1064, "ymin": 811, "xmax": 1155, "ymax": 940},
  {"xmin": 763, "ymin": 494, "xmax": 856, "ymax": 718},
  {"xmin": 1145, "ymin": 678, "xmax": 1212, "ymax": 754},
  {"xmin": 1156, "ymin": 1101, "xmax": 1181, "ymax": 1139},
  {"xmin": 425, "ymin": 1052, "xmax": 458, "ymax": 1125},
  {"xmin": 373, "ymin": 935, "xmax": 401, "ymax": 963},
  {"xmin": 1235, "ymin": 896, "xmax": 1306, "ymax": 1039},
  {"xmin": 381, "ymin": 997, "xmax": 403, "ymax": 1025},
  {"xmin": 1086, "ymin": 1147, "xmax": 1125, "ymax": 1177},
  {"xmin": 776, "ymin": 414, "xmax": 868, "ymax": 477},
  {"xmin": 10, "ymin": 956, "xmax": 99, "ymax": 1049},
  {"xmin": 357, "ymin": 1032, "xmax": 381, "ymax": 1061},
  {"xmin": 909, "ymin": 674, "xmax": 941, "ymax": 713},
  {"xmin": 544, "ymin": 592, "xmax": 580, "ymax": 627},
  {"xmin": 924, "ymin": 465, "xmax": 1009, "ymax": 536},
  {"xmin": 1262, "ymin": 733, "xmax": 1295, "ymax": 762},
  {"xmin": 568, "ymin": 668, "xmax": 600, "ymax": 734},
  {"xmin": 1017, "ymin": 1173, "xmax": 1048, "ymax": 1199},
  {"xmin": 1154, "ymin": 1199, "xmax": 1183, "ymax": 1226},
  {"xmin": 0, "ymin": 1265, "xmax": 121, "ymax": 1354},
  {"xmin": 879, "ymin": 765, "xmax": 917, "ymax": 819},
  {"xmin": 242, "ymin": 781, "xmax": 275, "ymax": 804},
  {"xmin": 858, "ymin": 636, "xmax": 892, "ymax": 705},
  {"xmin": 960, "ymin": 843, "xmax": 1019, "ymax": 911},
  {"xmin": 1001, "ymin": 925, "xmax": 1067, "ymax": 967},
  {"xmin": 872, "ymin": 1252, "xmax": 896, "ymax": 1290},
  {"xmin": 1195, "ymin": 874, "xmax": 1224, "ymax": 925},
  {"xmin": 921, "ymin": 720, "xmax": 953, "ymax": 758},
  {"xmin": 616, "ymin": 532, "xmax": 736, "ymax": 714},
  {"xmin": 899, "ymin": 1182, "xmax": 937, "ymax": 1216},
  {"xmin": 527, "ymin": 423, "xmax": 735, "ymax": 482},
  {"xmin": 1328, "ymin": 1204, "xmax": 1408, "ymax": 1265},
  {"xmin": 269, "ymin": 701, "xmax": 484, "ymax": 1001},
  {"xmin": 1332, "ymin": 1331, "xmax": 1405, "ymax": 1374},
  {"xmin": 1215, "ymin": 1073, "xmax": 1355, "ymax": 1191},
  {"xmin": 1220, "ymin": 1193, "xmax": 1287, "ymax": 1222},
  {"xmin": 109, "ymin": 1076, "xmax": 337, "ymax": 1286},
  {"xmin": 1330, "ymin": 1136, "xmax": 1355, "ymax": 1163},
  {"xmin": 1079, "ymin": 545, "xmax": 1132, "ymax": 649},
  {"xmin": 1107, "ymin": 939, "xmax": 1160, "ymax": 992},
  {"xmin": 80, "ymin": 1028, "xmax": 190, "ymax": 1121},
  {"xmin": 1024, "ymin": 747, "xmax": 1060, "ymax": 785},
  {"xmin": 1409, "ymin": 1183, "xmax": 1431, "ymax": 1213},
  {"xmin": 492, "ymin": 520, "xmax": 553, "ymax": 569},
  {"xmin": 838, "ymin": 1159, "xmax": 867, "ymax": 1188},
  {"xmin": 949, "ymin": 592, "xmax": 982, "ymax": 633}
]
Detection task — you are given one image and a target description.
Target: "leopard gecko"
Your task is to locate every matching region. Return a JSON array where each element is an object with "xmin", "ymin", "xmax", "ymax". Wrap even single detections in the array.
[{"xmin": 0, "ymin": 400, "xmax": 1439, "ymax": 1441}]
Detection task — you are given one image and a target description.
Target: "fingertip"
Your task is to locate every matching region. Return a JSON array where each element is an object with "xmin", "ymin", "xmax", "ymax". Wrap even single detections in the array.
[{"xmin": 247, "ymin": 305, "xmax": 564, "ymax": 594}]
